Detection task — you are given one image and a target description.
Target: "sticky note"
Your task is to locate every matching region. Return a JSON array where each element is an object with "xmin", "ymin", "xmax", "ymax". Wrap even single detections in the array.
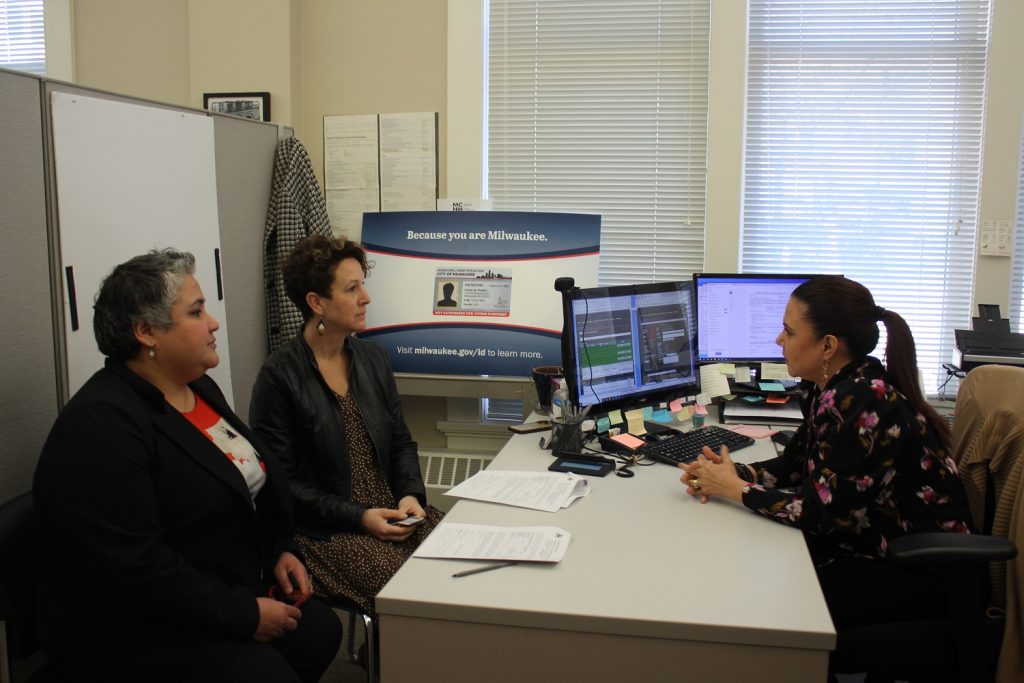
[
  {"xmin": 699, "ymin": 365, "xmax": 731, "ymax": 398},
  {"xmin": 624, "ymin": 408, "xmax": 646, "ymax": 435},
  {"xmin": 607, "ymin": 409, "xmax": 623, "ymax": 425},
  {"xmin": 652, "ymin": 408, "xmax": 672, "ymax": 423},
  {"xmin": 758, "ymin": 381, "xmax": 786, "ymax": 392},
  {"xmin": 611, "ymin": 433, "xmax": 646, "ymax": 450},
  {"xmin": 693, "ymin": 403, "xmax": 708, "ymax": 416},
  {"xmin": 735, "ymin": 366, "xmax": 752, "ymax": 383},
  {"xmin": 760, "ymin": 363, "xmax": 797, "ymax": 381},
  {"xmin": 729, "ymin": 424, "xmax": 774, "ymax": 439},
  {"xmin": 718, "ymin": 363, "xmax": 736, "ymax": 376},
  {"xmin": 669, "ymin": 398, "xmax": 685, "ymax": 412},
  {"xmin": 596, "ymin": 417, "xmax": 611, "ymax": 433},
  {"xmin": 641, "ymin": 405, "xmax": 654, "ymax": 420},
  {"xmin": 742, "ymin": 394, "xmax": 766, "ymax": 403}
]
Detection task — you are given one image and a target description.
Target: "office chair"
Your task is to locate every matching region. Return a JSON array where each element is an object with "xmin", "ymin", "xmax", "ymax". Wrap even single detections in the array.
[
  {"xmin": 334, "ymin": 598, "xmax": 376, "ymax": 683},
  {"xmin": 832, "ymin": 364, "xmax": 1024, "ymax": 683},
  {"xmin": 0, "ymin": 492, "xmax": 64, "ymax": 683}
]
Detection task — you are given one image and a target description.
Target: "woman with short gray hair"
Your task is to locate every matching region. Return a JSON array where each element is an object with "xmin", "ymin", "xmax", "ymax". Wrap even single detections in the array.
[{"xmin": 34, "ymin": 249, "xmax": 342, "ymax": 682}]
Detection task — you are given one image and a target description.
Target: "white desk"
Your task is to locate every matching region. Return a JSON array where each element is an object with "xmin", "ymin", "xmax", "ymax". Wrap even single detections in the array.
[{"xmin": 377, "ymin": 425, "xmax": 836, "ymax": 683}]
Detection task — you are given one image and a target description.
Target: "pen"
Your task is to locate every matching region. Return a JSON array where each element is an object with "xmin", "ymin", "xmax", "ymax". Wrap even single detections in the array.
[{"xmin": 451, "ymin": 560, "xmax": 519, "ymax": 578}]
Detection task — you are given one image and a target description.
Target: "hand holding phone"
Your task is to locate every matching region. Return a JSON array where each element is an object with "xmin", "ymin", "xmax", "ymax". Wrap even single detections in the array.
[{"xmin": 389, "ymin": 515, "xmax": 425, "ymax": 527}]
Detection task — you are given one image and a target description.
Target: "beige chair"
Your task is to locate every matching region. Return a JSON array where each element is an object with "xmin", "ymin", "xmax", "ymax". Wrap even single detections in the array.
[{"xmin": 951, "ymin": 364, "xmax": 1024, "ymax": 683}]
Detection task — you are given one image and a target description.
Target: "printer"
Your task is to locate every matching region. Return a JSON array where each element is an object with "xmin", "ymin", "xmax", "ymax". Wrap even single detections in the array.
[{"xmin": 953, "ymin": 304, "xmax": 1024, "ymax": 372}]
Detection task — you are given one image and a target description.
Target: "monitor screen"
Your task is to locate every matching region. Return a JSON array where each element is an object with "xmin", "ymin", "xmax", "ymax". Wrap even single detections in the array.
[
  {"xmin": 562, "ymin": 280, "xmax": 698, "ymax": 410},
  {"xmin": 693, "ymin": 273, "xmax": 820, "ymax": 363}
]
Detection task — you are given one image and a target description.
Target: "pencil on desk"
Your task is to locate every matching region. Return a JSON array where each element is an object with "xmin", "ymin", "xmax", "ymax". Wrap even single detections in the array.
[{"xmin": 451, "ymin": 560, "xmax": 519, "ymax": 578}]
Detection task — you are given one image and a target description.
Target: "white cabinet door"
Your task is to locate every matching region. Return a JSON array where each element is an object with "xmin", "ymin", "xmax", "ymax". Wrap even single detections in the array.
[{"xmin": 51, "ymin": 92, "xmax": 234, "ymax": 406}]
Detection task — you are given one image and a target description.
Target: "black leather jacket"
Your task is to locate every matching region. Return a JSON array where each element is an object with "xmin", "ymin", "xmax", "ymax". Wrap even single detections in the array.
[{"xmin": 249, "ymin": 333, "xmax": 426, "ymax": 538}]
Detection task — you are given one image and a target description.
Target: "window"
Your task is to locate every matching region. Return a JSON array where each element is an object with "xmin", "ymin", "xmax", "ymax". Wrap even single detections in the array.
[
  {"xmin": 0, "ymin": 0, "xmax": 45, "ymax": 75},
  {"xmin": 742, "ymin": 0, "xmax": 991, "ymax": 394},
  {"xmin": 1010, "ymin": 128, "xmax": 1024, "ymax": 331},
  {"xmin": 487, "ymin": 0, "xmax": 710, "ymax": 285}
]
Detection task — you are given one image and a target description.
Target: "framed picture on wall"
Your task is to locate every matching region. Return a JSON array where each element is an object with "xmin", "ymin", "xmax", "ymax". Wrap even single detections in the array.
[{"xmin": 202, "ymin": 92, "xmax": 271, "ymax": 122}]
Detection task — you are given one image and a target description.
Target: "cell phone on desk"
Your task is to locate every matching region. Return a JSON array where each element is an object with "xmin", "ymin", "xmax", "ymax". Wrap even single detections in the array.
[
  {"xmin": 389, "ymin": 515, "xmax": 424, "ymax": 527},
  {"xmin": 508, "ymin": 421, "xmax": 552, "ymax": 434}
]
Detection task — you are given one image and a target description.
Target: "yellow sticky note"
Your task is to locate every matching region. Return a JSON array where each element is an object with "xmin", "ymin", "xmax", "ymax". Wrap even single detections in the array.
[
  {"xmin": 624, "ymin": 408, "xmax": 646, "ymax": 435},
  {"xmin": 718, "ymin": 363, "xmax": 737, "ymax": 376},
  {"xmin": 607, "ymin": 409, "xmax": 623, "ymax": 425}
]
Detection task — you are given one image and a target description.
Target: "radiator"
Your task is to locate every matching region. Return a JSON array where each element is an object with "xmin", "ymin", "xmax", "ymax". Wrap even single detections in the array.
[{"xmin": 418, "ymin": 451, "xmax": 494, "ymax": 513}]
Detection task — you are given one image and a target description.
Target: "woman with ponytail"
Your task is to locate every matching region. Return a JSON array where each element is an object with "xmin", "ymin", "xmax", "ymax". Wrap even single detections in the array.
[{"xmin": 678, "ymin": 275, "xmax": 970, "ymax": 674}]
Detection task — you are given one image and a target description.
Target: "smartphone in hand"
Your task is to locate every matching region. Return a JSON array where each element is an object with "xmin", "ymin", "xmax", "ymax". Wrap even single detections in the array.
[{"xmin": 389, "ymin": 515, "xmax": 425, "ymax": 527}]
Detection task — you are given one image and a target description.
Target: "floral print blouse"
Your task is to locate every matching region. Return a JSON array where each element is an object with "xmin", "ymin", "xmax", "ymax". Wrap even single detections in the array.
[{"xmin": 742, "ymin": 357, "xmax": 970, "ymax": 565}]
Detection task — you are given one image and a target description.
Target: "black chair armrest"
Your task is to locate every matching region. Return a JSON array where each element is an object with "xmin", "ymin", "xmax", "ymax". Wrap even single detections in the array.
[{"xmin": 888, "ymin": 532, "xmax": 1017, "ymax": 564}]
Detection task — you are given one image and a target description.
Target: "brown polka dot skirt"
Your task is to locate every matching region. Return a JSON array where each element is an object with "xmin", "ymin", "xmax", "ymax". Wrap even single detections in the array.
[{"xmin": 297, "ymin": 391, "xmax": 442, "ymax": 613}]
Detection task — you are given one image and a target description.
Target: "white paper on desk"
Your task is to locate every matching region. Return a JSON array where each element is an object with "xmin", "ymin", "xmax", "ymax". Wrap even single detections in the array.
[
  {"xmin": 699, "ymin": 364, "xmax": 731, "ymax": 398},
  {"xmin": 444, "ymin": 470, "xmax": 589, "ymax": 512},
  {"xmin": 412, "ymin": 523, "xmax": 571, "ymax": 563}
]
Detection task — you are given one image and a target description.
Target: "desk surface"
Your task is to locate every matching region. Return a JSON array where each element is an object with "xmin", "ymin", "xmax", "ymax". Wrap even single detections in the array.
[{"xmin": 377, "ymin": 424, "xmax": 836, "ymax": 681}]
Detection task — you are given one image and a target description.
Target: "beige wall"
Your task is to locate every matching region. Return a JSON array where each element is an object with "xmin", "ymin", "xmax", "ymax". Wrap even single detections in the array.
[
  {"xmin": 70, "ymin": 0, "xmax": 447, "ymax": 187},
  {"xmin": 73, "ymin": 0, "xmax": 190, "ymax": 104},
  {"xmin": 187, "ymin": 0, "xmax": 298, "ymax": 123},
  {"xmin": 300, "ymin": 0, "xmax": 448, "ymax": 208}
]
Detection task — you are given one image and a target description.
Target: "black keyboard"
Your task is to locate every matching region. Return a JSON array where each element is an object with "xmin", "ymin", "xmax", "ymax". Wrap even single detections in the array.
[{"xmin": 641, "ymin": 425, "xmax": 755, "ymax": 465}]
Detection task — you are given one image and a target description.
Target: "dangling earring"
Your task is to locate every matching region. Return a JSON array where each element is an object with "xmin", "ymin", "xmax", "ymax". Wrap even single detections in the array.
[
  {"xmin": 822, "ymin": 358, "xmax": 829, "ymax": 382},
  {"xmin": 316, "ymin": 318, "xmax": 326, "ymax": 336},
  {"xmin": 148, "ymin": 346, "xmax": 156, "ymax": 359}
]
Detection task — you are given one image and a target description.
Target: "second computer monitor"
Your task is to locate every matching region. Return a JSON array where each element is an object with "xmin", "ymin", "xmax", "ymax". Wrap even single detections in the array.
[{"xmin": 694, "ymin": 273, "xmax": 819, "ymax": 364}]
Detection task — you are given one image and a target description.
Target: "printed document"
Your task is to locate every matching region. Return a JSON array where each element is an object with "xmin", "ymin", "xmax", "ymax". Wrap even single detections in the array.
[
  {"xmin": 444, "ymin": 470, "xmax": 590, "ymax": 512},
  {"xmin": 413, "ymin": 523, "xmax": 571, "ymax": 563}
]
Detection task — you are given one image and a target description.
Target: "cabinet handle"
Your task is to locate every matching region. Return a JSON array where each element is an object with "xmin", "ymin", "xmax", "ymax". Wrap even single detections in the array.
[
  {"xmin": 65, "ymin": 266, "xmax": 79, "ymax": 331},
  {"xmin": 214, "ymin": 248, "xmax": 224, "ymax": 301}
]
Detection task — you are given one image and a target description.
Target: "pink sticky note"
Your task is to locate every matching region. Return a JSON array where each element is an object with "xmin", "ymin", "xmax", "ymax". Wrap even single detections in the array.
[
  {"xmin": 612, "ymin": 433, "xmax": 646, "ymax": 450},
  {"xmin": 693, "ymin": 403, "xmax": 708, "ymax": 416},
  {"xmin": 729, "ymin": 424, "xmax": 774, "ymax": 439},
  {"xmin": 669, "ymin": 398, "xmax": 685, "ymax": 412}
]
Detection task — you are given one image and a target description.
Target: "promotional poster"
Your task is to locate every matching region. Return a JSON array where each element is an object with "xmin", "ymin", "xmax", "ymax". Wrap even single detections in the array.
[{"xmin": 360, "ymin": 211, "xmax": 600, "ymax": 377}]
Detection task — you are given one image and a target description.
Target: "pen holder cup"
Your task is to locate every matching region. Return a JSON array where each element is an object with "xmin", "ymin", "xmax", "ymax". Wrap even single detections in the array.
[
  {"xmin": 531, "ymin": 365, "xmax": 564, "ymax": 415},
  {"xmin": 692, "ymin": 414, "xmax": 706, "ymax": 428},
  {"xmin": 550, "ymin": 420, "xmax": 584, "ymax": 456}
]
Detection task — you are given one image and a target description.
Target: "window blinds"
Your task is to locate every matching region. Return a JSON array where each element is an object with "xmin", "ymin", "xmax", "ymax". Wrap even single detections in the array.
[
  {"xmin": 742, "ymin": 0, "xmax": 991, "ymax": 393},
  {"xmin": 1010, "ymin": 132, "xmax": 1024, "ymax": 331},
  {"xmin": 487, "ymin": 0, "xmax": 710, "ymax": 285},
  {"xmin": 0, "ymin": 0, "xmax": 44, "ymax": 75}
]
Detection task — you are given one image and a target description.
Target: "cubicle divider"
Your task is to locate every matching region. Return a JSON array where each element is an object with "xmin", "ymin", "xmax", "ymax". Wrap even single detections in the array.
[{"xmin": 0, "ymin": 67, "xmax": 288, "ymax": 502}]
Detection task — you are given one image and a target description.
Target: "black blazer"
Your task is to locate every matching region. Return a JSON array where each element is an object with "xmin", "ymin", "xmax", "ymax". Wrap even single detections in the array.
[
  {"xmin": 33, "ymin": 360, "xmax": 295, "ymax": 680},
  {"xmin": 250, "ymin": 333, "xmax": 426, "ymax": 537}
]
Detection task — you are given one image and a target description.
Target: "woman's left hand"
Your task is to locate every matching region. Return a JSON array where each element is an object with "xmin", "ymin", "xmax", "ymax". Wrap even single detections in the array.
[
  {"xmin": 397, "ymin": 495, "xmax": 426, "ymax": 520},
  {"xmin": 273, "ymin": 551, "xmax": 313, "ymax": 605},
  {"xmin": 678, "ymin": 445, "xmax": 747, "ymax": 503}
]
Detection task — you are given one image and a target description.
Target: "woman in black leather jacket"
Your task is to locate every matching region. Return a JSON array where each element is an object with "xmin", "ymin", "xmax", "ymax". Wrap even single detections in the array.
[{"xmin": 250, "ymin": 235, "xmax": 443, "ymax": 612}]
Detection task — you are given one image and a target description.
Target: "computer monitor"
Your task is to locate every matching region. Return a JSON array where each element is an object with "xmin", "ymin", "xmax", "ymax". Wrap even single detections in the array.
[
  {"xmin": 693, "ymin": 273, "xmax": 820, "ymax": 364},
  {"xmin": 561, "ymin": 280, "xmax": 698, "ymax": 411}
]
